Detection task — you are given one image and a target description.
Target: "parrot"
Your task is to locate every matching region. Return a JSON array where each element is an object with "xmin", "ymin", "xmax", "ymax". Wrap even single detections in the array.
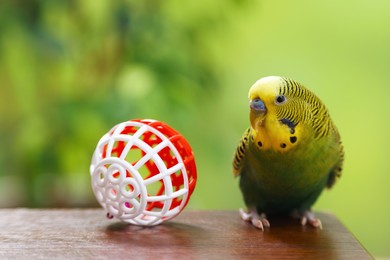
[{"xmin": 233, "ymin": 76, "xmax": 344, "ymax": 230}]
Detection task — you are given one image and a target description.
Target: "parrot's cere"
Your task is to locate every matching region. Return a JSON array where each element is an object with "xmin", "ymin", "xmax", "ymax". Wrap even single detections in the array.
[{"xmin": 233, "ymin": 76, "xmax": 344, "ymax": 230}]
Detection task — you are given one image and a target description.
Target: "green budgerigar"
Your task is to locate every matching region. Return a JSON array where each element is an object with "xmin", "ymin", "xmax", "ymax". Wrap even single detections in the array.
[{"xmin": 233, "ymin": 76, "xmax": 344, "ymax": 230}]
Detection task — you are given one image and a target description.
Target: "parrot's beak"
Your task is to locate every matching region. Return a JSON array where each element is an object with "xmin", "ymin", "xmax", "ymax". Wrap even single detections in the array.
[{"xmin": 249, "ymin": 98, "xmax": 267, "ymax": 129}]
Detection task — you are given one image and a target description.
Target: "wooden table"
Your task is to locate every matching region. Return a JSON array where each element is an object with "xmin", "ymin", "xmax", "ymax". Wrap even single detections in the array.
[{"xmin": 0, "ymin": 209, "xmax": 371, "ymax": 259}]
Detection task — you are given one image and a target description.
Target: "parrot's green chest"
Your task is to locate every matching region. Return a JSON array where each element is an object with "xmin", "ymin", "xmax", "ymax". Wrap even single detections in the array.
[{"xmin": 239, "ymin": 136, "xmax": 338, "ymax": 214}]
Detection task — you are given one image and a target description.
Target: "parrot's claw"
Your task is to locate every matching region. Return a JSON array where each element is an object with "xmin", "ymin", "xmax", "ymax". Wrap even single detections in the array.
[
  {"xmin": 239, "ymin": 208, "xmax": 270, "ymax": 231},
  {"xmin": 299, "ymin": 211, "xmax": 323, "ymax": 229}
]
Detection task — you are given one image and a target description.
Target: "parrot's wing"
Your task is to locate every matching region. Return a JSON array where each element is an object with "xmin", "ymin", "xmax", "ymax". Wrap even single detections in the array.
[
  {"xmin": 327, "ymin": 140, "xmax": 344, "ymax": 188},
  {"xmin": 233, "ymin": 128, "xmax": 251, "ymax": 177}
]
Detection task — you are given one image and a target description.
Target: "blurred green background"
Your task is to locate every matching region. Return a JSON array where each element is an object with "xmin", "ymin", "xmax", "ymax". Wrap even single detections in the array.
[{"xmin": 1, "ymin": 0, "xmax": 389, "ymax": 257}]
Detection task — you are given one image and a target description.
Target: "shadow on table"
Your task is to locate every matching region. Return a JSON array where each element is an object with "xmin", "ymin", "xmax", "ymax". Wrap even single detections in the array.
[{"xmin": 105, "ymin": 220, "xmax": 208, "ymax": 249}]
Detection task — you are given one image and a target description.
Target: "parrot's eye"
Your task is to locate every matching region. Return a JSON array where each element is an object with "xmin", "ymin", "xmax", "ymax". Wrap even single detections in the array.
[{"xmin": 275, "ymin": 95, "xmax": 287, "ymax": 105}]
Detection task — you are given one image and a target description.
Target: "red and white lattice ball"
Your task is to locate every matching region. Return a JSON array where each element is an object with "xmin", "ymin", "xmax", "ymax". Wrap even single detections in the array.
[{"xmin": 90, "ymin": 119, "xmax": 197, "ymax": 226}]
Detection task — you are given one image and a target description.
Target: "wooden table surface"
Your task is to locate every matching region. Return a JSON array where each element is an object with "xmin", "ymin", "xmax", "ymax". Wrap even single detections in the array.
[{"xmin": 0, "ymin": 209, "xmax": 371, "ymax": 259}]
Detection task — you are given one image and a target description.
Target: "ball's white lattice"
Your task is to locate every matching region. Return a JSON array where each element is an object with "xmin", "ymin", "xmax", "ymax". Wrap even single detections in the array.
[{"xmin": 90, "ymin": 120, "xmax": 196, "ymax": 226}]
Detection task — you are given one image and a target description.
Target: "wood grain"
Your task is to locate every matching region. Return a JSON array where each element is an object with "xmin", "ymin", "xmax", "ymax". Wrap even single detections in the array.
[{"xmin": 0, "ymin": 209, "xmax": 371, "ymax": 259}]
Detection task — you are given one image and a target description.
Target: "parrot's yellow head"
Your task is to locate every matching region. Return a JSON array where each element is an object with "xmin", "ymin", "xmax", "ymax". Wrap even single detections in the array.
[
  {"xmin": 248, "ymin": 76, "xmax": 283, "ymax": 129},
  {"xmin": 248, "ymin": 76, "xmax": 324, "ymax": 152}
]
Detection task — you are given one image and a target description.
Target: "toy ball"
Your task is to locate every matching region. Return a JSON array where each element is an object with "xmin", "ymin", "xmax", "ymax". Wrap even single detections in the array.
[{"xmin": 90, "ymin": 119, "xmax": 197, "ymax": 226}]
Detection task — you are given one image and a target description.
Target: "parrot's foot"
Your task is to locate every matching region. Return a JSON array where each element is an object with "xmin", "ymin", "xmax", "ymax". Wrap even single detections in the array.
[
  {"xmin": 239, "ymin": 208, "xmax": 270, "ymax": 231},
  {"xmin": 291, "ymin": 210, "xmax": 322, "ymax": 229},
  {"xmin": 301, "ymin": 211, "xmax": 322, "ymax": 229}
]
